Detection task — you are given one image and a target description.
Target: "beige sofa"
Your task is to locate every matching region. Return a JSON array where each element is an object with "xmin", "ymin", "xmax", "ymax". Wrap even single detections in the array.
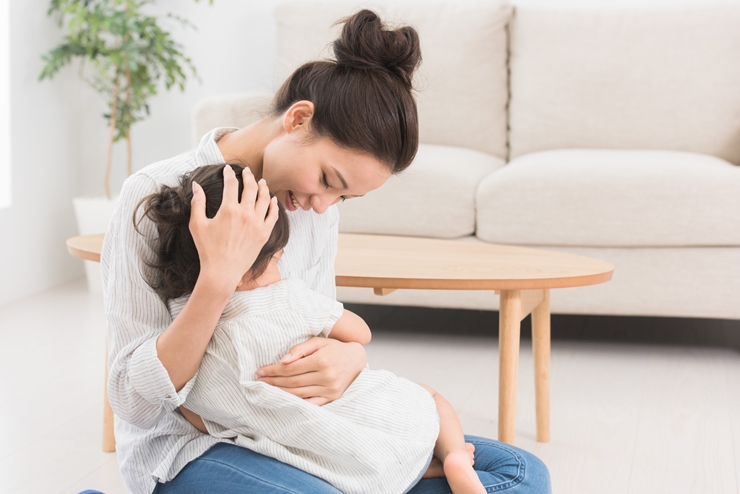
[{"xmin": 192, "ymin": 1, "xmax": 740, "ymax": 320}]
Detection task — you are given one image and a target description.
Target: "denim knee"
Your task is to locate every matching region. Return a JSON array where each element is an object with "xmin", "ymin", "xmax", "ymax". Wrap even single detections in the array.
[
  {"xmin": 464, "ymin": 435, "xmax": 552, "ymax": 494},
  {"xmin": 517, "ymin": 449, "xmax": 551, "ymax": 494}
]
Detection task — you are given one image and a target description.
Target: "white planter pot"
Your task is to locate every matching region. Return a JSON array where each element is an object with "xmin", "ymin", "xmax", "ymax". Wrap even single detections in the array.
[{"xmin": 73, "ymin": 196, "xmax": 119, "ymax": 293}]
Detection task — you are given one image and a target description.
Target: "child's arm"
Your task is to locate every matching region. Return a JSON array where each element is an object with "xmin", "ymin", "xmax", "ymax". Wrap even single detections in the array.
[{"xmin": 327, "ymin": 309, "xmax": 372, "ymax": 345}]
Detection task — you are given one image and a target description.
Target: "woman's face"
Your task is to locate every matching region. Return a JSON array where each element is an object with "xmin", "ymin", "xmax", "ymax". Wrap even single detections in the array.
[{"xmin": 262, "ymin": 108, "xmax": 392, "ymax": 215}]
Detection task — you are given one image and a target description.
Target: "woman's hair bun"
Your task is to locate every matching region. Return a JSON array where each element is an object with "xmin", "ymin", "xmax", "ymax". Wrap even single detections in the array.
[{"xmin": 333, "ymin": 9, "xmax": 421, "ymax": 89}]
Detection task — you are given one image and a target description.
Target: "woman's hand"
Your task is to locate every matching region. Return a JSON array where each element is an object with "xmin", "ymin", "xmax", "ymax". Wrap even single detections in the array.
[
  {"xmin": 157, "ymin": 166, "xmax": 279, "ymax": 392},
  {"xmin": 256, "ymin": 338, "xmax": 367, "ymax": 406},
  {"xmin": 190, "ymin": 166, "xmax": 279, "ymax": 292}
]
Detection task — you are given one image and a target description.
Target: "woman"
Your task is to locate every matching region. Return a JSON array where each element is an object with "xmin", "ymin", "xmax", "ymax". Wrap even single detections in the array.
[{"xmin": 101, "ymin": 9, "xmax": 552, "ymax": 494}]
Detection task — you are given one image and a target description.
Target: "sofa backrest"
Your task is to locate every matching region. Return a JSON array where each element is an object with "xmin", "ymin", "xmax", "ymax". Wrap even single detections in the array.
[
  {"xmin": 508, "ymin": 4, "xmax": 740, "ymax": 165},
  {"xmin": 273, "ymin": 1, "xmax": 512, "ymax": 160}
]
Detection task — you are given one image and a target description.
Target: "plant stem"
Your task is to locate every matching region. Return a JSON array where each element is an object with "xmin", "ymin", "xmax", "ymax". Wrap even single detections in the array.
[
  {"xmin": 126, "ymin": 130, "xmax": 132, "ymax": 177},
  {"xmin": 105, "ymin": 75, "xmax": 120, "ymax": 200},
  {"xmin": 125, "ymin": 72, "xmax": 132, "ymax": 177},
  {"xmin": 124, "ymin": 0, "xmax": 133, "ymax": 178}
]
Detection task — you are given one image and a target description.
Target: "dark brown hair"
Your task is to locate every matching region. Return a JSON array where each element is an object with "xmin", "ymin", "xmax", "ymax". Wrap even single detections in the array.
[
  {"xmin": 272, "ymin": 9, "xmax": 422, "ymax": 173},
  {"xmin": 134, "ymin": 164, "xmax": 289, "ymax": 301}
]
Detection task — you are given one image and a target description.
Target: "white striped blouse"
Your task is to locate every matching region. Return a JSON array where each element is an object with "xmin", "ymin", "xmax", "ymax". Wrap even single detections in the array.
[{"xmin": 100, "ymin": 127, "xmax": 340, "ymax": 494}]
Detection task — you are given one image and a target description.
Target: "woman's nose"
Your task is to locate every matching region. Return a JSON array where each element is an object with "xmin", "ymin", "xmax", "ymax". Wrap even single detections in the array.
[
  {"xmin": 310, "ymin": 195, "xmax": 328, "ymax": 214},
  {"xmin": 310, "ymin": 194, "xmax": 341, "ymax": 214}
]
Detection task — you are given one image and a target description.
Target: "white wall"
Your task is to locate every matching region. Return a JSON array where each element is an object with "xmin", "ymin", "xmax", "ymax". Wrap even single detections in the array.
[
  {"xmin": 0, "ymin": 0, "xmax": 286, "ymax": 306},
  {"xmin": 0, "ymin": 0, "xmax": 730, "ymax": 306},
  {"xmin": 0, "ymin": 0, "xmax": 10, "ymax": 210},
  {"xmin": 0, "ymin": 0, "xmax": 83, "ymax": 306}
]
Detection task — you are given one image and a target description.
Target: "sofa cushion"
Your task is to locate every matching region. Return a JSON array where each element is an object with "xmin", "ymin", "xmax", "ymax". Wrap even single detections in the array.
[
  {"xmin": 508, "ymin": 4, "xmax": 740, "ymax": 164},
  {"xmin": 191, "ymin": 92, "xmax": 274, "ymax": 146},
  {"xmin": 339, "ymin": 144, "xmax": 504, "ymax": 239},
  {"xmin": 476, "ymin": 150, "xmax": 740, "ymax": 247},
  {"xmin": 274, "ymin": 1, "xmax": 512, "ymax": 159}
]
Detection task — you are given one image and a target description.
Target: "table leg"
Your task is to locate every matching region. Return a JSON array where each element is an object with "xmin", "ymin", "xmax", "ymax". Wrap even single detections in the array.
[
  {"xmin": 498, "ymin": 290, "xmax": 521, "ymax": 445},
  {"xmin": 103, "ymin": 342, "xmax": 116, "ymax": 452},
  {"xmin": 531, "ymin": 289, "xmax": 551, "ymax": 442}
]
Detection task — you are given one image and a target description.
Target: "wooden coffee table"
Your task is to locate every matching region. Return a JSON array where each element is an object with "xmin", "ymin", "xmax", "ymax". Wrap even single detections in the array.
[
  {"xmin": 334, "ymin": 234, "xmax": 613, "ymax": 445},
  {"xmin": 68, "ymin": 232, "xmax": 614, "ymax": 448}
]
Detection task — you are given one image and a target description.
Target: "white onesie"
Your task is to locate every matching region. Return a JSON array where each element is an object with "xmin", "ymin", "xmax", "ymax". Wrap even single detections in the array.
[{"xmin": 169, "ymin": 278, "xmax": 439, "ymax": 494}]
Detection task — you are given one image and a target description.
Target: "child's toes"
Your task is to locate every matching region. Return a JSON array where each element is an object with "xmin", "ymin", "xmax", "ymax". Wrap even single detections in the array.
[{"xmin": 465, "ymin": 443, "xmax": 476, "ymax": 464}]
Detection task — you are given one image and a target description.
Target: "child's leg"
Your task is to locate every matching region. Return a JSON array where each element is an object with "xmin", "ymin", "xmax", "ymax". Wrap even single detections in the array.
[{"xmin": 418, "ymin": 384, "xmax": 486, "ymax": 494}]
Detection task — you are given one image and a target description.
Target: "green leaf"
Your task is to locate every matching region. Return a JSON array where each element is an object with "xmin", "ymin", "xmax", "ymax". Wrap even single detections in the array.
[{"xmin": 41, "ymin": 0, "xmax": 208, "ymax": 156}]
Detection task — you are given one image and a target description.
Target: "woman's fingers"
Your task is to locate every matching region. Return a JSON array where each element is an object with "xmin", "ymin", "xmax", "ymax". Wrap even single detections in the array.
[
  {"xmin": 266, "ymin": 196, "xmax": 279, "ymax": 227},
  {"xmin": 221, "ymin": 164, "xmax": 239, "ymax": 207},
  {"xmin": 277, "ymin": 337, "xmax": 328, "ymax": 365},
  {"xmin": 187, "ymin": 164, "xmax": 280, "ymax": 293},
  {"xmin": 305, "ymin": 396, "xmax": 330, "ymax": 406},
  {"xmin": 274, "ymin": 384, "xmax": 327, "ymax": 399},
  {"xmin": 253, "ymin": 177, "xmax": 271, "ymax": 218},
  {"xmin": 259, "ymin": 375, "xmax": 336, "ymax": 402},
  {"xmin": 189, "ymin": 181, "xmax": 206, "ymax": 229},
  {"xmin": 240, "ymin": 168, "xmax": 259, "ymax": 209},
  {"xmin": 257, "ymin": 355, "xmax": 321, "ymax": 383}
]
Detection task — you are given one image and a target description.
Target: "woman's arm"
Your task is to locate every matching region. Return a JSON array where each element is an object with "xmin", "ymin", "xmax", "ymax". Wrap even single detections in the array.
[
  {"xmin": 157, "ymin": 167, "xmax": 278, "ymax": 390},
  {"xmin": 327, "ymin": 310, "xmax": 371, "ymax": 345},
  {"xmin": 104, "ymin": 167, "xmax": 277, "ymax": 428}
]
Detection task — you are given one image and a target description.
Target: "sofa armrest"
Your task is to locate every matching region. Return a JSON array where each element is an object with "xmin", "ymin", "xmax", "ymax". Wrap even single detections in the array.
[{"xmin": 191, "ymin": 91, "xmax": 275, "ymax": 147}]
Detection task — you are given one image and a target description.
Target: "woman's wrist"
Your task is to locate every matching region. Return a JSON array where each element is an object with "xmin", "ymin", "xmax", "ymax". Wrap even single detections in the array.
[
  {"xmin": 346, "ymin": 341, "xmax": 368, "ymax": 372},
  {"xmin": 333, "ymin": 340, "xmax": 368, "ymax": 382},
  {"xmin": 195, "ymin": 267, "xmax": 239, "ymax": 299}
]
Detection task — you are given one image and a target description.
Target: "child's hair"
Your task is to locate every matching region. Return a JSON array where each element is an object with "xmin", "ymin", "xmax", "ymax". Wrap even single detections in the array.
[
  {"xmin": 134, "ymin": 163, "xmax": 289, "ymax": 301},
  {"xmin": 272, "ymin": 9, "xmax": 422, "ymax": 173}
]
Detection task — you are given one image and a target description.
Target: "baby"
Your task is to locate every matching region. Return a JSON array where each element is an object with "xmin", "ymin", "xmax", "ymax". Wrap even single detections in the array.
[{"xmin": 138, "ymin": 163, "xmax": 486, "ymax": 494}]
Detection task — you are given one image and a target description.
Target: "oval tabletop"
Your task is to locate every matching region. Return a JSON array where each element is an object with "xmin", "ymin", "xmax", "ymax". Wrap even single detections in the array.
[
  {"xmin": 335, "ymin": 233, "xmax": 614, "ymax": 291},
  {"xmin": 67, "ymin": 233, "xmax": 104, "ymax": 263},
  {"xmin": 66, "ymin": 233, "xmax": 614, "ymax": 291}
]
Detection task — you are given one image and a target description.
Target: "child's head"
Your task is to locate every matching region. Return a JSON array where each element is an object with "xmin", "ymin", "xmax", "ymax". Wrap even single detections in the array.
[{"xmin": 135, "ymin": 163, "xmax": 290, "ymax": 301}]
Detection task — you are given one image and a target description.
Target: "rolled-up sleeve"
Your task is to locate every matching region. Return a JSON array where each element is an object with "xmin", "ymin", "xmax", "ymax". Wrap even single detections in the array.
[
  {"xmin": 102, "ymin": 171, "xmax": 198, "ymax": 429},
  {"xmin": 128, "ymin": 337, "xmax": 198, "ymax": 406}
]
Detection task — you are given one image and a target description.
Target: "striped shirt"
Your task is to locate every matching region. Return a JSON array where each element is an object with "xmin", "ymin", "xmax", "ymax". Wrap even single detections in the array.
[
  {"xmin": 170, "ymin": 278, "xmax": 439, "ymax": 494},
  {"xmin": 100, "ymin": 128, "xmax": 340, "ymax": 494}
]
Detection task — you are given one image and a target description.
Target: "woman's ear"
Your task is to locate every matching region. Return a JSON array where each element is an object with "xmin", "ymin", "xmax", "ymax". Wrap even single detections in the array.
[{"xmin": 283, "ymin": 100, "xmax": 315, "ymax": 133}]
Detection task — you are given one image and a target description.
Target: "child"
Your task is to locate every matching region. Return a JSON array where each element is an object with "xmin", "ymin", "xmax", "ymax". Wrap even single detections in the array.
[{"xmin": 137, "ymin": 163, "xmax": 486, "ymax": 494}]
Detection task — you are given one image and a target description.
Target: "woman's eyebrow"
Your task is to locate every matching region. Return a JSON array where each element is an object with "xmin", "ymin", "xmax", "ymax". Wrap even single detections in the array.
[{"xmin": 332, "ymin": 167, "xmax": 348, "ymax": 189}]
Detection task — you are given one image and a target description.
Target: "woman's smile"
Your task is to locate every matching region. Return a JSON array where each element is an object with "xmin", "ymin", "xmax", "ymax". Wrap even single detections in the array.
[
  {"xmin": 284, "ymin": 190, "xmax": 299, "ymax": 211},
  {"xmin": 284, "ymin": 190, "xmax": 311, "ymax": 211}
]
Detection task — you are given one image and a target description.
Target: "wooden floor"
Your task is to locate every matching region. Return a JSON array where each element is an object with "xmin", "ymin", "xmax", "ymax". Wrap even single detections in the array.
[{"xmin": 1, "ymin": 279, "xmax": 739, "ymax": 494}]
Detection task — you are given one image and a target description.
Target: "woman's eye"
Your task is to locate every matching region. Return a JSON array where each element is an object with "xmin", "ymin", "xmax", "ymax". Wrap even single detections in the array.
[{"xmin": 322, "ymin": 173, "xmax": 330, "ymax": 189}]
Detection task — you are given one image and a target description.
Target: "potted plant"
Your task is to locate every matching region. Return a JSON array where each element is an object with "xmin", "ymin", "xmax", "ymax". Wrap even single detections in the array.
[{"xmin": 40, "ymin": 0, "xmax": 208, "ymax": 290}]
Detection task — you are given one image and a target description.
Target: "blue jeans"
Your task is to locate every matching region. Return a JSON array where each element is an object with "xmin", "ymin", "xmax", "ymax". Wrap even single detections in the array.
[{"xmin": 152, "ymin": 435, "xmax": 551, "ymax": 494}]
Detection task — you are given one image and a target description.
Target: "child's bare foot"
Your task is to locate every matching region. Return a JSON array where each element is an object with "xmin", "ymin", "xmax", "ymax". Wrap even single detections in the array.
[
  {"xmin": 423, "ymin": 443, "xmax": 476, "ymax": 479},
  {"xmin": 443, "ymin": 450, "xmax": 486, "ymax": 494}
]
